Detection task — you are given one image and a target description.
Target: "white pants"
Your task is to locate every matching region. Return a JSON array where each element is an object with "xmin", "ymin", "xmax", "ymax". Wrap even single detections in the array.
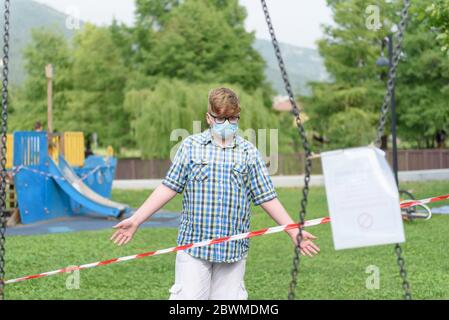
[{"xmin": 169, "ymin": 250, "xmax": 248, "ymax": 300}]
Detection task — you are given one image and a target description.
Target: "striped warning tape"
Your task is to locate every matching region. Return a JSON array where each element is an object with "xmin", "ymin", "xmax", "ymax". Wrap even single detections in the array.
[
  {"xmin": 399, "ymin": 194, "xmax": 449, "ymax": 209},
  {"xmin": 4, "ymin": 217, "xmax": 330, "ymax": 285},
  {"xmin": 4, "ymin": 194, "xmax": 449, "ymax": 285}
]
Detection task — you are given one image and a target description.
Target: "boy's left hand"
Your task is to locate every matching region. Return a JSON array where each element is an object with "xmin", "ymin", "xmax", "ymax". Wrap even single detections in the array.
[{"xmin": 288, "ymin": 229, "xmax": 320, "ymax": 257}]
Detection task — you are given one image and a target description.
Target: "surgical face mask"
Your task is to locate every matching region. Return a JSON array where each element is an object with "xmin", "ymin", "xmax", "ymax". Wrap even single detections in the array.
[{"xmin": 211, "ymin": 121, "xmax": 238, "ymax": 139}]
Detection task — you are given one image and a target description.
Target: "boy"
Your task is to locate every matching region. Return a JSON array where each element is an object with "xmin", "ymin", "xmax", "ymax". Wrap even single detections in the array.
[{"xmin": 110, "ymin": 87, "xmax": 320, "ymax": 299}]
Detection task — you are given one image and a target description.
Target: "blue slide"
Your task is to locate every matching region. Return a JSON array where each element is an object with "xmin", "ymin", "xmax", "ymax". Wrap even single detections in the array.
[{"xmin": 49, "ymin": 155, "xmax": 129, "ymax": 218}]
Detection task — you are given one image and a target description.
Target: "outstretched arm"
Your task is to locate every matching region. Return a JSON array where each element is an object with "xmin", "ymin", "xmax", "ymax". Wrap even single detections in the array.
[
  {"xmin": 260, "ymin": 197, "xmax": 320, "ymax": 257},
  {"xmin": 110, "ymin": 184, "xmax": 178, "ymax": 246},
  {"xmin": 130, "ymin": 184, "xmax": 177, "ymax": 225}
]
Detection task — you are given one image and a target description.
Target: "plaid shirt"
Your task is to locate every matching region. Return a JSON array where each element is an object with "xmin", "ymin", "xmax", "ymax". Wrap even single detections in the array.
[{"xmin": 163, "ymin": 129, "xmax": 277, "ymax": 263}]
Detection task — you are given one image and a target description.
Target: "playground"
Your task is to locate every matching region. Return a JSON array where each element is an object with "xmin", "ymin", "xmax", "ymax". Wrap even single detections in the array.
[
  {"xmin": 1, "ymin": 0, "xmax": 449, "ymax": 301},
  {"xmin": 5, "ymin": 181, "xmax": 449, "ymax": 299}
]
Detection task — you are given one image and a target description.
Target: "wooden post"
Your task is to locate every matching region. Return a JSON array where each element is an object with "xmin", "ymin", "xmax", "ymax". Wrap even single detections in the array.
[{"xmin": 45, "ymin": 64, "xmax": 53, "ymax": 134}]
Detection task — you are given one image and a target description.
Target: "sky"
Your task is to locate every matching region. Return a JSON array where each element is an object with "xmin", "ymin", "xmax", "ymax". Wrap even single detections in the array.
[{"xmin": 33, "ymin": 0, "xmax": 334, "ymax": 48}]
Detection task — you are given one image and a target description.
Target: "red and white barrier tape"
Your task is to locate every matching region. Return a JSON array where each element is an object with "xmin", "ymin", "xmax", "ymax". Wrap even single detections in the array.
[
  {"xmin": 4, "ymin": 217, "xmax": 330, "ymax": 285},
  {"xmin": 399, "ymin": 194, "xmax": 449, "ymax": 209},
  {"xmin": 4, "ymin": 194, "xmax": 449, "ymax": 285}
]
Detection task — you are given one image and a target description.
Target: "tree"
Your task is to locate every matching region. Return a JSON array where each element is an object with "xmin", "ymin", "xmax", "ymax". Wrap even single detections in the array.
[
  {"xmin": 63, "ymin": 24, "xmax": 130, "ymax": 151},
  {"xmin": 134, "ymin": 0, "xmax": 266, "ymax": 91},
  {"xmin": 306, "ymin": 0, "xmax": 449, "ymax": 150},
  {"xmin": 135, "ymin": 0, "xmax": 181, "ymax": 30},
  {"xmin": 396, "ymin": 14, "xmax": 449, "ymax": 148},
  {"xmin": 10, "ymin": 28, "xmax": 72, "ymax": 131},
  {"xmin": 304, "ymin": 0, "xmax": 397, "ymax": 151},
  {"xmin": 425, "ymin": 0, "xmax": 449, "ymax": 53},
  {"xmin": 109, "ymin": 18, "xmax": 137, "ymax": 69}
]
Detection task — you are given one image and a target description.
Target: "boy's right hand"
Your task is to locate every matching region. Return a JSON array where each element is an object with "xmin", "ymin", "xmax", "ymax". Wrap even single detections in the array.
[{"xmin": 110, "ymin": 218, "xmax": 139, "ymax": 246}]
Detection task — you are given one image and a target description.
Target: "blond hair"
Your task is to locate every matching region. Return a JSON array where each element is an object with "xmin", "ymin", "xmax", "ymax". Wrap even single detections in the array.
[{"xmin": 208, "ymin": 87, "xmax": 241, "ymax": 117}]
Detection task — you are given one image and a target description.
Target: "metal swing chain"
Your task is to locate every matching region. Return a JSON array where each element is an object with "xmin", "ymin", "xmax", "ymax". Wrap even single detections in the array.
[
  {"xmin": 260, "ymin": 0, "xmax": 313, "ymax": 300},
  {"xmin": 0, "ymin": 0, "xmax": 10, "ymax": 301},
  {"xmin": 375, "ymin": 0, "xmax": 410, "ymax": 146},
  {"xmin": 374, "ymin": 0, "xmax": 412, "ymax": 300}
]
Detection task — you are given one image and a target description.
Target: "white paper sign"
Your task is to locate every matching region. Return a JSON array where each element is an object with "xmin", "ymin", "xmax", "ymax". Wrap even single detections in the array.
[{"xmin": 321, "ymin": 147, "xmax": 405, "ymax": 250}]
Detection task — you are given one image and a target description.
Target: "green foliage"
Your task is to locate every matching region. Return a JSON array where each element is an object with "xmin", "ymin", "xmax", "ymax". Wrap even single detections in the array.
[
  {"xmin": 109, "ymin": 19, "xmax": 142, "ymax": 71},
  {"xmin": 319, "ymin": 0, "xmax": 396, "ymax": 85},
  {"xmin": 305, "ymin": 80, "xmax": 383, "ymax": 151},
  {"xmin": 306, "ymin": 0, "xmax": 449, "ymax": 150},
  {"xmin": 12, "ymin": 24, "xmax": 131, "ymax": 151},
  {"xmin": 327, "ymin": 108, "xmax": 376, "ymax": 149},
  {"xmin": 13, "ymin": 0, "xmax": 273, "ymax": 157},
  {"xmin": 304, "ymin": 0, "xmax": 397, "ymax": 150},
  {"xmin": 135, "ymin": 0, "xmax": 181, "ymax": 29},
  {"xmin": 395, "ymin": 5, "xmax": 449, "ymax": 148},
  {"xmin": 64, "ymin": 24, "xmax": 130, "ymax": 150},
  {"xmin": 134, "ymin": 0, "xmax": 265, "ymax": 91},
  {"xmin": 124, "ymin": 79, "xmax": 277, "ymax": 159},
  {"xmin": 10, "ymin": 28, "xmax": 72, "ymax": 131},
  {"xmin": 426, "ymin": 0, "xmax": 449, "ymax": 53},
  {"xmin": 11, "ymin": 0, "xmax": 448, "ymax": 157},
  {"xmin": 277, "ymin": 112, "xmax": 300, "ymax": 154}
]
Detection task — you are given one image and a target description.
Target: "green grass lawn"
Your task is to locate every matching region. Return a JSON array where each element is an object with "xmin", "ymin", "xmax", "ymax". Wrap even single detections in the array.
[{"xmin": 4, "ymin": 181, "xmax": 449, "ymax": 300}]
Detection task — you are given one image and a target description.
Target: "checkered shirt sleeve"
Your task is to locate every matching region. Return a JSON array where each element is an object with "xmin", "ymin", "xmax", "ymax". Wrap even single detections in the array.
[
  {"xmin": 249, "ymin": 150, "xmax": 277, "ymax": 205},
  {"xmin": 162, "ymin": 140, "xmax": 190, "ymax": 193}
]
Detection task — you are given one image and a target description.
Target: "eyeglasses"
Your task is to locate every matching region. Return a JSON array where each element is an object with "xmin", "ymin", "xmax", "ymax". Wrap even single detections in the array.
[{"xmin": 208, "ymin": 113, "xmax": 240, "ymax": 124}]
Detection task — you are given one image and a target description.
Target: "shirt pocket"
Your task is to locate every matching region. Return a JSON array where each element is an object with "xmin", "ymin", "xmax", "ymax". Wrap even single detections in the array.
[
  {"xmin": 231, "ymin": 162, "xmax": 248, "ymax": 189},
  {"xmin": 189, "ymin": 158, "xmax": 209, "ymax": 182}
]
